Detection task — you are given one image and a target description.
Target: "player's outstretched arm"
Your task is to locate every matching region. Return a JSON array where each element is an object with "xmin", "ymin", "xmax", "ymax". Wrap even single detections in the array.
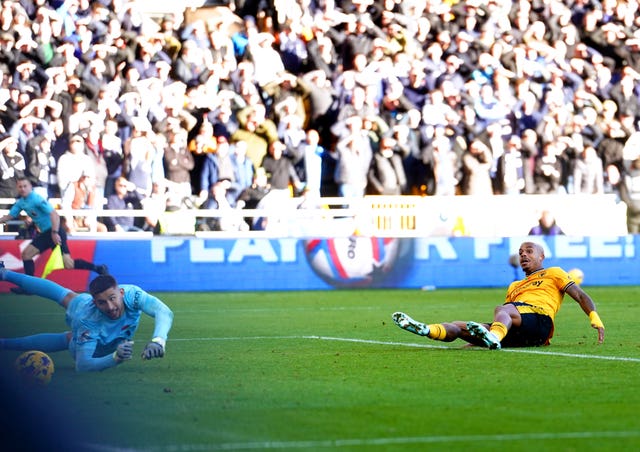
[
  {"xmin": 74, "ymin": 340, "xmax": 134, "ymax": 372},
  {"xmin": 142, "ymin": 338, "xmax": 165, "ymax": 360},
  {"xmin": 565, "ymin": 284, "xmax": 605, "ymax": 344},
  {"xmin": 138, "ymin": 291, "xmax": 174, "ymax": 360}
]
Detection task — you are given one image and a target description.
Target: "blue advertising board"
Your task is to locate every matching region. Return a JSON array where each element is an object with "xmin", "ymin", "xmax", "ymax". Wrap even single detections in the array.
[
  {"xmin": 86, "ymin": 235, "xmax": 640, "ymax": 291},
  {"xmin": 2, "ymin": 235, "xmax": 637, "ymax": 292}
]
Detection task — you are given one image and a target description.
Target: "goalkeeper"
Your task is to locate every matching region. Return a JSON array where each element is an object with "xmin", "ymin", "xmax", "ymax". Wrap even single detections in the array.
[
  {"xmin": 0, "ymin": 267, "xmax": 173, "ymax": 371},
  {"xmin": 393, "ymin": 241, "xmax": 605, "ymax": 349}
]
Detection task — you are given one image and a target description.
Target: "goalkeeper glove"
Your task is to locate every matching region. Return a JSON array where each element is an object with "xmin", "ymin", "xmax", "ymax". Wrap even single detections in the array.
[
  {"xmin": 141, "ymin": 337, "xmax": 165, "ymax": 360},
  {"xmin": 113, "ymin": 340, "xmax": 134, "ymax": 363}
]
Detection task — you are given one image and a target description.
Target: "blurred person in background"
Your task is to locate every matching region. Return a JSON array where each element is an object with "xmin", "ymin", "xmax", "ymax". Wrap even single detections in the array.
[
  {"xmin": 68, "ymin": 172, "xmax": 107, "ymax": 233},
  {"xmin": 572, "ymin": 145, "xmax": 604, "ymax": 194},
  {"xmin": 0, "ymin": 177, "xmax": 108, "ymax": 288},
  {"xmin": 163, "ymin": 129, "xmax": 194, "ymax": 210},
  {"xmin": 0, "ymin": 134, "xmax": 26, "ymax": 198},
  {"xmin": 103, "ymin": 176, "xmax": 144, "ymax": 233},
  {"xmin": 528, "ymin": 210, "xmax": 565, "ymax": 236},
  {"xmin": 330, "ymin": 115, "xmax": 372, "ymax": 198}
]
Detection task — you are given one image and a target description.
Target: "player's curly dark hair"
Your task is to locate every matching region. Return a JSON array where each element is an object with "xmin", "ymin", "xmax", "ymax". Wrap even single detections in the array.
[{"xmin": 89, "ymin": 274, "xmax": 117, "ymax": 297}]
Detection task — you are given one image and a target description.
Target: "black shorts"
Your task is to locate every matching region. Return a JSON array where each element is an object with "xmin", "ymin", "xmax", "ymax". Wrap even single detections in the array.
[
  {"xmin": 501, "ymin": 307, "xmax": 554, "ymax": 348},
  {"xmin": 31, "ymin": 228, "xmax": 69, "ymax": 254}
]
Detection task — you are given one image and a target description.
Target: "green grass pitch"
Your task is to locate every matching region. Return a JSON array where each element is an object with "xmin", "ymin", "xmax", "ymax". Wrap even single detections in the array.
[{"xmin": 1, "ymin": 286, "xmax": 639, "ymax": 451}]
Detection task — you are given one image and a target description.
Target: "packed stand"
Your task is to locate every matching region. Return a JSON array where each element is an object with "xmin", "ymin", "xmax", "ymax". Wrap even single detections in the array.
[{"xmin": 1, "ymin": 0, "xmax": 640, "ymax": 234}]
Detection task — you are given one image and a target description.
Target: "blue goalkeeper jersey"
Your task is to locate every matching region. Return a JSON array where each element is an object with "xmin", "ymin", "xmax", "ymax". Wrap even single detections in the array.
[
  {"xmin": 9, "ymin": 191, "xmax": 54, "ymax": 231},
  {"xmin": 66, "ymin": 284, "xmax": 173, "ymax": 372}
]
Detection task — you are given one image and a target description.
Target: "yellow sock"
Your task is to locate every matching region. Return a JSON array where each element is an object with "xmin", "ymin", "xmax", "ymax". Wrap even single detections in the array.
[
  {"xmin": 490, "ymin": 322, "xmax": 508, "ymax": 341},
  {"xmin": 427, "ymin": 324, "xmax": 447, "ymax": 341}
]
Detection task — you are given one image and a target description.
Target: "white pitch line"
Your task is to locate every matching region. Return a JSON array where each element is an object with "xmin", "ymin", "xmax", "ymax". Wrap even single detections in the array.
[
  {"xmin": 205, "ymin": 430, "xmax": 640, "ymax": 450},
  {"xmin": 171, "ymin": 335, "xmax": 640, "ymax": 363},
  {"xmin": 83, "ymin": 430, "xmax": 640, "ymax": 451}
]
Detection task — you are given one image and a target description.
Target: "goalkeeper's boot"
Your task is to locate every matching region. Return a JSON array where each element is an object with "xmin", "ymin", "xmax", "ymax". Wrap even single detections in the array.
[
  {"xmin": 392, "ymin": 312, "xmax": 430, "ymax": 336},
  {"xmin": 467, "ymin": 321, "xmax": 501, "ymax": 350}
]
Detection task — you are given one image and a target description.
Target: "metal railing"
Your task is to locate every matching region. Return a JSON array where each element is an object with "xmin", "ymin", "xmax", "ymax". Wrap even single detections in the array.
[{"xmin": 0, "ymin": 194, "xmax": 627, "ymax": 238}]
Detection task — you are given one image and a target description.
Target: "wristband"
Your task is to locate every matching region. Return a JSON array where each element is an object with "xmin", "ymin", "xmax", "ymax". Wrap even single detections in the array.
[
  {"xmin": 112, "ymin": 351, "xmax": 123, "ymax": 363},
  {"xmin": 589, "ymin": 311, "xmax": 604, "ymax": 329},
  {"xmin": 151, "ymin": 337, "xmax": 166, "ymax": 348}
]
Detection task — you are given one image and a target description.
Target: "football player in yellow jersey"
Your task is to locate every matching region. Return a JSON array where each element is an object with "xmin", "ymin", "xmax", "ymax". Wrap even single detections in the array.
[{"xmin": 392, "ymin": 241, "xmax": 605, "ymax": 349}]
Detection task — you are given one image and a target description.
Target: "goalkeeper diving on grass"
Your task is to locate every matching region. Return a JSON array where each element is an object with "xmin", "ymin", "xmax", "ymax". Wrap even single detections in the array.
[
  {"xmin": 392, "ymin": 241, "xmax": 605, "ymax": 349},
  {"xmin": 0, "ymin": 265, "xmax": 173, "ymax": 371}
]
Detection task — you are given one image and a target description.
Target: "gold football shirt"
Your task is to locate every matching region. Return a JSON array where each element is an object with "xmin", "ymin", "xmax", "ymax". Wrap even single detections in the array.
[{"xmin": 505, "ymin": 267, "xmax": 574, "ymax": 320}]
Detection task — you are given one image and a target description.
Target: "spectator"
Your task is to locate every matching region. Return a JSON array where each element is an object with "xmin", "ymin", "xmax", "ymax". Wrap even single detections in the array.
[
  {"xmin": 123, "ymin": 117, "xmax": 160, "ymax": 199},
  {"xmin": 473, "ymin": 83, "xmax": 510, "ymax": 130},
  {"xmin": 495, "ymin": 134, "xmax": 526, "ymax": 195},
  {"xmin": 529, "ymin": 210, "xmax": 565, "ymax": 236},
  {"xmin": 101, "ymin": 117, "xmax": 124, "ymax": 198},
  {"xmin": 400, "ymin": 60, "xmax": 431, "ymax": 111},
  {"xmin": 460, "ymin": 138, "xmax": 494, "ymax": 196},
  {"xmin": 8, "ymin": 114, "xmax": 48, "ymax": 159},
  {"xmin": 57, "ymin": 133, "xmax": 94, "ymax": 208},
  {"xmin": 67, "ymin": 94, "xmax": 98, "ymax": 135},
  {"xmin": 247, "ymin": 32, "xmax": 286, "ymax": 87},
  {"xmin": 298, "ymin": 129, "xmax": 325, "ymax": 199},
  {"xmin": 24, "ymin": 132, "xmax": 55, "ymax": 199},
  {"xmin": 232, "ymin": 102, "xmax": 278, "ymax": 170},
  {"xmin": 69, "ymin": 173, "xmax": 107, "ymax": 233},
  {"xmin": 260, "ymin": 139, "xmax": 302, "ymax": 198},
  {"xmin": 276, "ymin": 96, "xmax": 307, "ymax": 151},
  {"xmin": 197, "ymin": 180, "xmax": 248, "ymax": 232},
  {"xmin": 1, "ymin": 0, "xmax": 640, "ymax": 233},
  {"xmin": 330, "ymin": 115, "xmax": 373, "ymax": 198},
  {"xmin": 0, "ymin": 134, "xmax": 26, "ymax": 198},
  {"xmin": 163, "ymin": 129, "xmax": 195, "ymax": 209},
  {"xmin": 188, "ymin": 118, "xmax": 217, "ymax": 195},
  {"xmin": 200, "ymin": 133, "xmax": 236, "ymax": 201},
  {"xmin": 103, "ymin": 176, "xmax": 144, "ymax": 233},
  {"xmin": 83, "ymin": 125, "xmax": 109, "ymax": 204},
  {"xmin": 608, "ymin": 66, "xmax": 640, "ymax": 119},
  {"xmin": 237, "ymin": 167, "xmax": 271, "ymax": 230},
  {"xmin": 367, "ymin": 136, "xmax": 407, "ymax": 195},
  {"xmin": 171, "ymin": 39, "xmax": 210, "ymax": 88},
  {"xmin": 573, "ymin": 145, "xmax": 604, "ymax": 194},
  {"xmin": 533, "ymin": 141, "xmax": 563, "ymax": 194},
  {"xmin": 430, "ymin": 131, "xmax": 459, "ymax": 196},
  {"xmin": 230, "ymin": 140, "xmax": 254, "ymax": 201}
]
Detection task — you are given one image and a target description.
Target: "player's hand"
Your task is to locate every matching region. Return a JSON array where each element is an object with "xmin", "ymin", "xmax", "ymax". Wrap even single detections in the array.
[
  {"xmin": 595, "ymin": 326, "xmax": 605, "ymax": 344},
  {"xmin": 141, "ymin": 341, "xmax": 164, "ymax": 360},
  {"xmin": 114, "ymin": 340, "xmax": 134, "ymax": 362}
]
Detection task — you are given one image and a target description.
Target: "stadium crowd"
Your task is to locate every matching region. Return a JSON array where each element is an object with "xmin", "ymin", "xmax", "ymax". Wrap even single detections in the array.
[{"xmin": 1, "ymin": 0, "xmax": 640, "ymax": 234}]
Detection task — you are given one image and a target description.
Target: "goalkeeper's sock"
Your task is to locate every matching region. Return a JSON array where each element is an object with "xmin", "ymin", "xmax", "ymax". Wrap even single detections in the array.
[
  {"xmin": 73, "ymin": 259, "xmax": 96, "ymax": 271},
  {"xmin": 0, "ymin": 333, "xmax": 69, "ymax": 352},
  {"xmin": 490, "ymin": 322, "xmax": 508, "ymax": 341},
  {"xmin": 3, "ymin": 271, "xmax": 71, "ymax": 305},
  {"xmin": 427, "ymin": 323, "xmax": 447, "ymax": 341}
]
